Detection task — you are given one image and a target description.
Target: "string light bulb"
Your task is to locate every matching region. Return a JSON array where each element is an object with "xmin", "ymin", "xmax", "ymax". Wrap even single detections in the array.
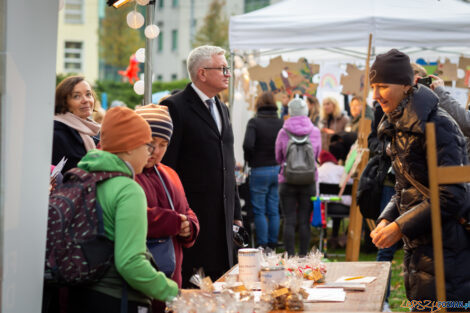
[
  {"xmin": 127, "ymin": 10, "xmax": 145, "ymax": 29},
  {"xmin": 144, "ymin": 24, "xmax": 160, "ymax": 39},
  {"xmin": 134, "ymin": 80, "xmax": 145, "ymax": 95},
  {"xmin": 135, "ymin": 48, "xmax": 146, "ymax": 63}
]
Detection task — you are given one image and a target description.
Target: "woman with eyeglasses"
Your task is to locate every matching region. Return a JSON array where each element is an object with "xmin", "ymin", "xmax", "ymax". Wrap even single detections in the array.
[
  {"xmin": 52, "ymin": 76, "xmax": 101, "ymax": 174},
  {"xmin": 135, "ymin": 104, "xmax": 199, "ymax": 313}
]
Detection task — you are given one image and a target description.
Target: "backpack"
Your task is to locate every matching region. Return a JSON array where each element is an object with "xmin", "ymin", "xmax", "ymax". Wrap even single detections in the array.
[
  {"xmin": 357, "ymin": 154, "xmax": 391, "ymax": 220},
  {"xmin": 45, "ymin": 168, "xmax": 126, "ymax": 285},
  {"xmin": 283, "ymin": 129, "xmax": 316, "ymax": 185}
]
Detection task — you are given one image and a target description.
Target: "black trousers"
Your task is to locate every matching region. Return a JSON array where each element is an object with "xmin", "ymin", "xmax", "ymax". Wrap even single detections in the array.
[{"xmin": 279, "ymin": 182, "xmax": 315, "ymax": 256}]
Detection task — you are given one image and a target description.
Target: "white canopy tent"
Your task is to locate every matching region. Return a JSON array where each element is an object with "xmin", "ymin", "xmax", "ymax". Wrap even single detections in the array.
[
  {"xmin": 228, "ymin": 0, "xmax": 470, "ymax": 165},
  {"xmin": 229, "ymin": 0, "xmax": 470, "ymax": 53}
]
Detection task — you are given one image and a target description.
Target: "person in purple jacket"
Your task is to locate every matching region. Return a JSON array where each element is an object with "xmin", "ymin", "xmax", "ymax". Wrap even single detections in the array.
[{"xmin": 275, "ymin": 98, "xmax": 322, "ymax": 256}]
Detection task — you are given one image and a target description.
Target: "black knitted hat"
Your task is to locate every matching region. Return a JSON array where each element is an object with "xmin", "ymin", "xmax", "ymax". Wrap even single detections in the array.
[{"xmin": 369, "ymin": 49, "xmax": 414, "ymax": 85}]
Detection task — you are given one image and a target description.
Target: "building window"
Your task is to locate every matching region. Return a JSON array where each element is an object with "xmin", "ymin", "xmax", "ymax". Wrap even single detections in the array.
[
  {"xmin": 64, "ymin": 0, "xmax": 84, "ymax": 24},
  {"xmin": 171, "ymin": 74, "xmax": 177, "ymax": 81},
  {"xmin": 244, "ymin": 0, "xmax": 270, "ymax": 13},
  {"xmin": 158, "ymin": 32, "xmax": 163, "ymax": 52},
  {"xmin": 172, "ymin": 0, "xmax": 178, "ymax": 7},
  {"xmin": 171, "ymin": 29, "xmax": 178, "ymax": 51},
  {"xmin": 64, "ymin": 41, "xmax": 83, "ymax": 73},
  {"xmin": 158, "ymin": 0, "xmax": 164, "ymax": 8},
  {"xmin": 157, "ymin": 75, "xmax": 163, "ymax": 81}
]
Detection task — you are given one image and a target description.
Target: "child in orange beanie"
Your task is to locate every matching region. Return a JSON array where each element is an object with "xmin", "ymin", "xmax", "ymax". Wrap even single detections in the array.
[{"xmin": 67, "ymin": 107, "xmax": 179, "ymax": 313}]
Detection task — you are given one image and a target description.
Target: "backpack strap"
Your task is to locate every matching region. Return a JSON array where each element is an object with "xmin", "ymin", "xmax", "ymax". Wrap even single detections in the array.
[
  {"xmin": 284, "ymin": 129, "xmax": 309, "ymax": 144},
  {"xmin": 63, "ymin": 168, "xmax": 130, "ymax": 184},
  {"xmin": 120, "ymin": 282, "xmax": 128, "ymax": 313},
  {"xmin": 396, "ymin": 157, "xmax": 470, "ymax": 231},
  {"xmin": 154, "ymin": 165, "xmax": 175, "ymax": 211},
  {"xmin": 395, "ymin": 158, "xmax": 430, "ymax": 198}
]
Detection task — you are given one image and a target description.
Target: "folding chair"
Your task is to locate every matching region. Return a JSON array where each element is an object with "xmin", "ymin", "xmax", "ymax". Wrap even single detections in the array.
[
  {"xmin": 426, "ymin": 122, "xmax": 470, "ymax": 312},
  {"xmin": 311, "ymin": 183, "xmax": 353, "ymax": 253}
]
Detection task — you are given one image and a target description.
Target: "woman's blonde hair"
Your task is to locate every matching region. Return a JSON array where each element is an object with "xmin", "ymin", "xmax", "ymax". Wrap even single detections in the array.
[
  {"xmin": 320, "ymin": 96, "xmax": 341, "ymax": 120},
  {"xmin": 307, "ymin": 96, "xmax": 320, "ymax": 122}
]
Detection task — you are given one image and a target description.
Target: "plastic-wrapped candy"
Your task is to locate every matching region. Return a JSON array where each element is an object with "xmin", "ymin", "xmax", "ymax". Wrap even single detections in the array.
[
  {"xmin": 285, "ymin": 275, "xmax": 304, "ymax": 311},
  {"xmin": 271, "ymin": 287, "xmax": 289, "ymax": 310},
  {"xmin": 286, "ymin": 293, "xmax": 303, "ymax": 311},
  {"xmin": 257, "ymin": 277, "xmax": 278, "ymax": 311},
  {"xmin": 189, "ymin": 268, "xmax": 215, "ymax": 293}
]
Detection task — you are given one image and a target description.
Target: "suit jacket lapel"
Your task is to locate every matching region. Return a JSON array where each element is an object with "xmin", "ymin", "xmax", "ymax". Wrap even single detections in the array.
[{"xmin": 184, "ymin": 85, "xmax": 220, "ymax": 137}]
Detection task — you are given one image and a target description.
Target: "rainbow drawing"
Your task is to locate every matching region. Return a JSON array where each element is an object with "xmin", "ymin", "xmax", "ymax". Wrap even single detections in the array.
[
  {"xmin": 416, "ymin": 58, "xmax": 438, "ymax": 75},
  {"xmin": 320, "ymin": 73, "xmax": 338, "ymax": 89}
]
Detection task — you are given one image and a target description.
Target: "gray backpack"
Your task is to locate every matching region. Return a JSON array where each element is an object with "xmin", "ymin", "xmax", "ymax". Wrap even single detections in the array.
[{"xmin": 283, "ymin": 129, "xmax": 316, "ymax": 185}]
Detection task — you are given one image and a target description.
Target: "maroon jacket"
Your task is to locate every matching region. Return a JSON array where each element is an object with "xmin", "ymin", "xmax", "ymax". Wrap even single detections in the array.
[{"xmin": 135, "ymin": 163, "xmax": 199, "ymax": 287}]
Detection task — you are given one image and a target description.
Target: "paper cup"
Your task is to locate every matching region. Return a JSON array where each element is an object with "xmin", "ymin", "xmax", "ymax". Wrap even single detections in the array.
[{"xmin": 238, "ymin": 248, "xmax": 261, "ymax": 283}]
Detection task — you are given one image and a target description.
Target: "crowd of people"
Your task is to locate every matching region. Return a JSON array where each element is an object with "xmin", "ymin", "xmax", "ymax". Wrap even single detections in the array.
[{"xmin": 45, "ymin": 46, "xmax": 470, "ymax": 312}]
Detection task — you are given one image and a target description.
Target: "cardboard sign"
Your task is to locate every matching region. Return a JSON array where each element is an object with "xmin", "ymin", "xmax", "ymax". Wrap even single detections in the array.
[
  {"xmin": 340, "ymin": 64, "xmax": 365, "ymax": 96},
  {"xmin": 247, "ymin": 56, "xmax": 319, "ymax": 97},
  {"xmin": 437, "ymin": 58, "xmax": 458, "ymax": 81},
  {"xmin": 457, "ymin": 56, "xmax": 470, "ymax": 89}
]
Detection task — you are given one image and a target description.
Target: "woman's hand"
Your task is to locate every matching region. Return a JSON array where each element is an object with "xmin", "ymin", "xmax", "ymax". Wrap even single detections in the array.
[
  {"xmin": 371, "ymin": 221, "xmax": 403, "ymax": 249},
  {"xmin": 321, "ymin": 127, "xmax": 335, "ymax": 135},
  {"xmin": 178, "ymin": 214, "xmax": 191, "ymax": 238},
  {"xmin": 49, "ymin": 176, "xmax": 57, "ymax": 193},
  {"xmin": 429, "ymin": 74, "xmax": 444, "ymax": 91},
  {"xmin": 370, "ymin": 219, "xmax": 389, "ymax": 240}
]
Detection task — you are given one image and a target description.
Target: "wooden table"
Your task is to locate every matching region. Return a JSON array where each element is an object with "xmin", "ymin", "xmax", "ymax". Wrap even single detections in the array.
[{"xmin": 218, "ymin": 261, "xmax": 391, "ymax": 312}]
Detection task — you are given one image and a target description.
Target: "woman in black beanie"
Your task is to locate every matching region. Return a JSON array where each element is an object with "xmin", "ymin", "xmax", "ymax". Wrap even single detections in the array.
[{"xmin": 369, "ymin": 49, "xmax": 470, "ymax": 304}]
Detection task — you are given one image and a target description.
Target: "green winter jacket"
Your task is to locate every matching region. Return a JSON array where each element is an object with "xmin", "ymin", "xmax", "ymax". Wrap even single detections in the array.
[{"xmin": 77, "ymin": 149, "xmax": 179, "ymax": 304}]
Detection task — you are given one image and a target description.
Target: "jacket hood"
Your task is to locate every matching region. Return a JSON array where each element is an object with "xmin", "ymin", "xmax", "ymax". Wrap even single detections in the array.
[
  {"xmin": 283, "ymin": 115, "xmax": 314, "ymax": 136},
  {"xmin": 78, "ymin": 149, "xmax": 133, "ymax": 176}
]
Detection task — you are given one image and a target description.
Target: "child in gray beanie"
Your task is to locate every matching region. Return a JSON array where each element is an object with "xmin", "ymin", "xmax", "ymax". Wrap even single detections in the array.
[
  {"xmin": 288, "ymin": 98, "xmax": 309, "ymax": 117},
  {"xmin": 274, "ymin": 97, "xmax": 321, "ymax": 256}
]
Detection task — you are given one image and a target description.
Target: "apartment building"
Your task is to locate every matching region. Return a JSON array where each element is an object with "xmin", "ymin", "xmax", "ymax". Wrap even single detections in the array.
[{"xmin": 56, "ymin": 0, "xmax": 100, "ymax": 82}]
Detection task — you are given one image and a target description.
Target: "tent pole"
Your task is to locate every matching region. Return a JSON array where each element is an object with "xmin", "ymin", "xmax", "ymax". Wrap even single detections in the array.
[
  {"xmin": 361, "ymin": 33, "xmax": 373, "ymax": 123},
  {"xmin": 345, "ymin": 33, "xmax": 373, "ymax": 262},
  {"xmin": 144, "ymin": 1, "xmax": 156, "ymax": 105},
  {"xmin": 229, "ymin": 50, "xmax": 235, "ymax": 114}
]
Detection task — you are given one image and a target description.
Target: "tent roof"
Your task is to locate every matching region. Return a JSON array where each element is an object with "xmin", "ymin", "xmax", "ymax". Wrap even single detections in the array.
[{"xmin": 229, "ymin": 0, "xmax": 470, "ymax": 50}]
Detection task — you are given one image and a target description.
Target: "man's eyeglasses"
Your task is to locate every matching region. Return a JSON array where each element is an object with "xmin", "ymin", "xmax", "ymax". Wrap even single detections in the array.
[
  {"xmin": 203, "ymin": 66, "xmax": 231, "ymax": 75},
  {"xmin": 146, "ymin": 143, "xmax": 156, "ymax": 155}
]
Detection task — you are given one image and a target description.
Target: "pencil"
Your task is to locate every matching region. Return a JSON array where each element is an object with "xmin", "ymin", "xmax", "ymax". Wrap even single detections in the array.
[{"xmin": 345, "ymin": 276, "xmax": 365, "ymax": 281}]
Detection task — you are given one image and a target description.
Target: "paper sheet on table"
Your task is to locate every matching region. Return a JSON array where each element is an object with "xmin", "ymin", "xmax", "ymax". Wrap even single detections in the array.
[
  {"xmin": 335, "ymin": 276, "xmax": 376, "ymax": 284},
  {"xmin": 304, "ymin": 288, "xmax": 346, "ymax": 302},
  {"xmin": 213, "ymin": 282, "xmax": 241, "ymax": 292},
  {"xmin": 316, "ymin": 282, "xmax": 366, "ymax": 291},
  {"xmin": 213, "ymin": 281, "xmax": 261, "ymax": 292},
  {"xmin": 51, "ymin": 157, "xmax": 67, "ymax": 178}
]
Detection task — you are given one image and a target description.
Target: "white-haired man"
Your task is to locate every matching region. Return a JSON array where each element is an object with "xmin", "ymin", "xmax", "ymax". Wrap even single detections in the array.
[{"xmin": 160, "ymin": 45, "xmax": 242, "ymax": 286}]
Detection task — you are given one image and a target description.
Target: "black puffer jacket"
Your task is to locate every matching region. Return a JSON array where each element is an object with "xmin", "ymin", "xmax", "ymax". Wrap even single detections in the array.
[
  {"xmin": 243, "ymin": 107, "xmax": 283, "ymax": 168},
  {"xmin": 378, "ymin": 85, "xmax": 470, "ymax": 302}
]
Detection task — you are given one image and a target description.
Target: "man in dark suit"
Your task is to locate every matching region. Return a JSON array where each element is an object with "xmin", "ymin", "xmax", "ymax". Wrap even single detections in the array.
[{"xmin": 160, "ymin": 45, "xmax": 242, "ymax": 286}]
